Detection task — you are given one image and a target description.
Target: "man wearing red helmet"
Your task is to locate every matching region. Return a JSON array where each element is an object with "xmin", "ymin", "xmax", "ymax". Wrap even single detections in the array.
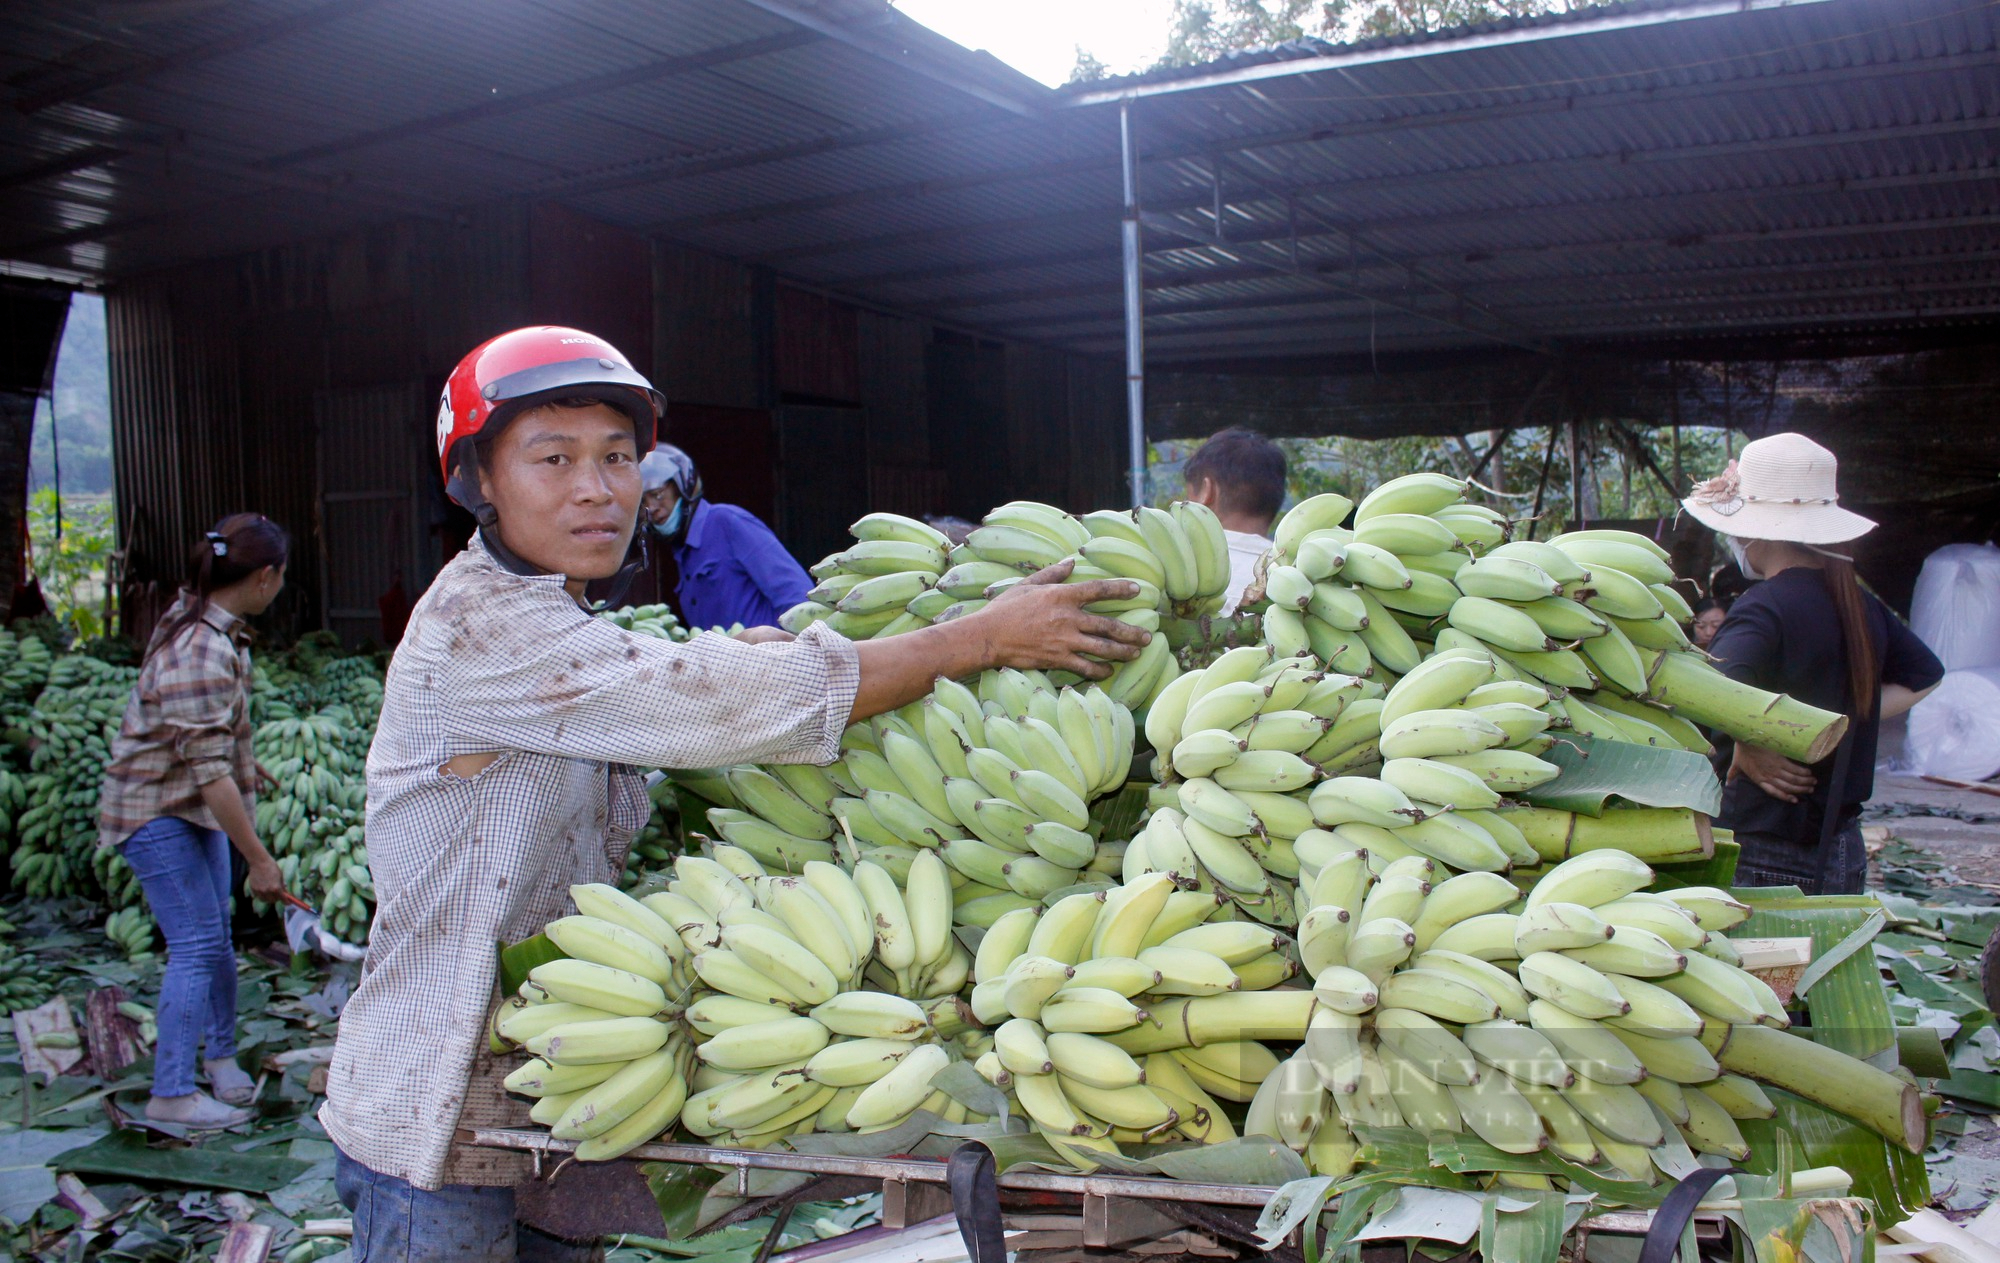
[{"xmin": 320, "ymin": 327, "xmax": 1148, "ymax": 1260}]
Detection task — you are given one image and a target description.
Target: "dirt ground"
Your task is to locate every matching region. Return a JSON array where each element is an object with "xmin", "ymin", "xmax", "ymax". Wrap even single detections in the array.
[{"xmin": 1869, "ymin": 714, "xmax": 2000, "ymax": 888}]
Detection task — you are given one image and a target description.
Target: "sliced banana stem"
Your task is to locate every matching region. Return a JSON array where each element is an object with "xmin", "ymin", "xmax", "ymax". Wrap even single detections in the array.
[
  {"xmin": 1503, "ymin": 807, "xmax": 1713, "ymax": 864},
  {"xmin": 1703, "ymin": 1023, "xmax": 1925, "ymax": 1154},
  {"xmin": 1642, "ymin": 651, "xmax": 1847, "ymax": 763}
]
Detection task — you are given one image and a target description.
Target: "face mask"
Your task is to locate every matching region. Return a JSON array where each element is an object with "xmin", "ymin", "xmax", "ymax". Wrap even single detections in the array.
[
  {"xmin": 653, "ymin": 499, "xmax": 686, "ymax": 538},
  {"xmin": 1726, "ymin": 536, "xmax": 1761, "ymax": 581}
]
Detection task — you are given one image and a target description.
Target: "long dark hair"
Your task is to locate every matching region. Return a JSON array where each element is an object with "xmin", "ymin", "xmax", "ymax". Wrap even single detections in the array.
[
  {"xmin": 148, "ymin": 513, "xmax": 290, "ymax": 659},
  {"xmin": 1823, "ymin": 553, "xmax": 1880, "ymax": 722}
]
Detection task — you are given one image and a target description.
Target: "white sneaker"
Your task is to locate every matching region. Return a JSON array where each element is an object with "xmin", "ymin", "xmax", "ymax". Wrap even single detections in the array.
[{"xmin": 146, "ymin": 1091, "xmax": 252, "ymax": 1130}]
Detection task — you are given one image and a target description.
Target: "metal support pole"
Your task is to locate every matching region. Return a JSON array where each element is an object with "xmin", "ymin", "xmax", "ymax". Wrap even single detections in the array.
[{"xmin": 1120, "ymin": 101, "xmax": 1147, "ymax": 509}]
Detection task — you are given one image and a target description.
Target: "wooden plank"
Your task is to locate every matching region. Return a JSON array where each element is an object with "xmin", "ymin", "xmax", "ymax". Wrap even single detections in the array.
[
  {"xmin": 214, "ymin": 1221, "xmax": 275, "ymax": 1263},
  {"xmin": 1734, "ymin": 937, "xmax": 1814, "ymax": 969},
  {"xmin": 1885, "ymin": 1210, "xmax": 2000, "ymax": 1263},
  {"xmin": 54, "ymin": 1174, "xmax": 109, "ymax": 1229},
  {"xmin": 1967, "ymin": 1201, "xmax": 2000, "ymax": 1249},
  {"xmin": 301, "ymin": 1220, "xmax": 353, "ymax": 1238}
]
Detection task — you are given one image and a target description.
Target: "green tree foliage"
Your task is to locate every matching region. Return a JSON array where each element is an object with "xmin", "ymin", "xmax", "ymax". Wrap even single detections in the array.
[
  {"xmin": 28, "ymin": 489, "xmax": 118, "ymax": 640},
  {"xmin": 1150, "ymin": 0, "xmax": 1576, "ymax": 66},
  {"xmin": 1158, "ymin": 0, "xmax": 1322, "ymax": 66}
]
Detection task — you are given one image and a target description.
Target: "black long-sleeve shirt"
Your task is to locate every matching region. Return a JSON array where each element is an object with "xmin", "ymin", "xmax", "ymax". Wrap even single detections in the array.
[{"xmin": 1708, "ymin": 567, "xmax": 1944, "ymax": 839}]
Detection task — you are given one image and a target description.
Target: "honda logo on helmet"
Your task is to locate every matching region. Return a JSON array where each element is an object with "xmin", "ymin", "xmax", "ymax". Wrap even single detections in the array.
[{"xmin": 435, "ymin": 391, "xmax": 455, "ymax": 456}]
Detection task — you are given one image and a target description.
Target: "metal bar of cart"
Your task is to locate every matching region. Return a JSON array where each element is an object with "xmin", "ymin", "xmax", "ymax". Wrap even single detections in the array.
[{"xmin": 470, "ymin": 1128, "xmax": 1731, "ymax": 1240}]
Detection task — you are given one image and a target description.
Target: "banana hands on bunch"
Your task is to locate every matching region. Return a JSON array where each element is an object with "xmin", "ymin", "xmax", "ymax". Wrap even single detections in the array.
[
  {"xmin": 714, "ymin": 669, "xmax": 1131, "ymax": 931},
  {"xmin": 599, "ymin": 602, "xmax": 690, "ymax": 643},
  {"xmin": 781, "ymin": 514, "xmax": 956, "ymax": 638},
  {"xmin": 12, "ymin": 656, "xmax": 140, "ymax": 907},
  {"xmin": 104, "ymin": 906, "xmax": 157, "ymax": 965},
  {"xmin": 254, "ymin": 706, "xmax": 377, "ymax": 942},
  {"xmin": 965, "ymin": 873, "xmax": 1308, "ymax": 1169},
  {"xmin": 1275, "ymin": 848, "xmax": 1798, "ymax": 1177}
]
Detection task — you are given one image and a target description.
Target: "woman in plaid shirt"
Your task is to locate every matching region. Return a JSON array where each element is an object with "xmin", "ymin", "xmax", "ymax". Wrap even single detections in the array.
[
  {"xmin": 322, "ymin": 327, "xmax": 1152, "ymax": 1261},
  {"xmin": 99, "ymin": 513, "xmax": 293, "ymax": 1131}
]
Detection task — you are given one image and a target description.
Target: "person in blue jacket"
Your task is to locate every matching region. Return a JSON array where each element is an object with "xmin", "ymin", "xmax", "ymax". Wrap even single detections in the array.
[{"xmin": 641, "ymin": 445, "xmax": 812, "ymax": 630}]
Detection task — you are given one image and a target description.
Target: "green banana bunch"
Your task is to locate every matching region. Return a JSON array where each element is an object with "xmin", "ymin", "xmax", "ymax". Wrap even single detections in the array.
[
  {"xmin": 703, "ymin": 669, "xmax": 1132, "ymax": 936},
  {"xmin": 104, "ymin": 905, "xmax": 157, "ymax": 964},
  {"xmin": 1270, "ymin": 846, "xmax": 1860, "ymax": 1183},
  {"xmin": 12, "ymin": 656, "xmax": 139, "ymax": 907},
  {"xmin": 964, "ymin": 870, "xmax": 1306, "ymax": 1169},
  {"xmin": 598, "ymin": 603, "xmax": 690, "ymax": 643},
  {"xmin": 781, "ymin": 514, "xmax": 955, "ymax": 638},
  {"xmin": 254, "ymin": 696, "xmax": 381, "ymax": 943}
]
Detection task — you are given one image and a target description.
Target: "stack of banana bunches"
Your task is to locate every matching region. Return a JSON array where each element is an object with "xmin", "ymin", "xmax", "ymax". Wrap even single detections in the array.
[
  {"xmin": 491, "ymin": 478, "xmax": 1919, "ymax": 1199},
  {"xmin": 776, "ymin": 498, "xmax": 1229, "ymax": 712}
]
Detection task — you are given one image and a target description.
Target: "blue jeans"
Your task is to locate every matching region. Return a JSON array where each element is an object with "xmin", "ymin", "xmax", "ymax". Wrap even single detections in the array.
[
  {"xmin": 119, "ymin": 816, "xmax": 238, "ymax": 1097},
  {"xmin": 335, "ymin": 1150, "xmax": 602, "ymax": 1262}
]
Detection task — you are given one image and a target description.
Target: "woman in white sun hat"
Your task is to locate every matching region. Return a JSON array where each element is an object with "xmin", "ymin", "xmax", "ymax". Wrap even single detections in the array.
[{"xmin": 1683, "ymin": 432, "xmax": 1943, "ymax": 895}]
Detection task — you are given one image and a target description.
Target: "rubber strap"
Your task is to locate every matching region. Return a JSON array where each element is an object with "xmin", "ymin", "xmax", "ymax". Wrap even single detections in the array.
[
  {"xmin": 948, "ymin": 1142, "xmax": 1007, "ymax": 1263},
  {"xmin": 1638, "ymin": 1167, "xmax": 1738, "ymax": 1263}
]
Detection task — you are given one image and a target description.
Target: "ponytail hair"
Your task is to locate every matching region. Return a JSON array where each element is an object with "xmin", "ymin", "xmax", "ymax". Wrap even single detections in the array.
[
  {"xmin": 1822, "ymin": 553, "xmax": 1879, "ymax": 722},
  {"xmin": 148, "ymin": 513, "xmax": 291, "ymax": 659}
]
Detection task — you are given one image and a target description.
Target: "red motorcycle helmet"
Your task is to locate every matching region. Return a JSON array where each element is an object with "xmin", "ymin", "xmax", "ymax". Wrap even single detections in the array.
[{"xmin": 436, "ymin": 326, "xmax": 664, "ymax": 522}]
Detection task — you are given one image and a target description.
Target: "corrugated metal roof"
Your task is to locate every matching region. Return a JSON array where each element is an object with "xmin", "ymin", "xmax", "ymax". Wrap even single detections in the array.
[{"xmin": 0, "ymin": 0, "xmax": 1993, "ymax": 361}]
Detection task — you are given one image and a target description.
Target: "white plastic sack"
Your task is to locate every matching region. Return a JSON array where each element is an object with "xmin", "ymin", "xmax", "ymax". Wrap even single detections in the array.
[
  {"xmin": 1910, "ymin": 542, "xmax": 2000, "ymax": 672},
  {"xmin": 1908, "ymin": 666, "xmax": 2000, "ymax": 782}
]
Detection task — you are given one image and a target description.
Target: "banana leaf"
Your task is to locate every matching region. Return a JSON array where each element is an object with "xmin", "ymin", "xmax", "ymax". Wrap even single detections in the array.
[
  {"xmin": 54, "ymin": 1129, "xmax": 308, "ymax": 1193},
  {"xmin": 1089, "ymin": 780, "xmax": 1151, "ymax": 843},
  {"xmin": 1256, "ymin": 1176, "xmax": 1338, "ymax": 1250},
  {"xmin": 1522, "ymin": 734, "xmax": 1722, "ymax": 817},
  {"xmin": 1738, "ymin": 897, "xmax": 1895, "ymax": 1061},
  {"xmin": 1739, "ymin": 1090, "xmax": 1930, "ymax": 1225},
  {"xmin": 1732, "ymin": 1196, "xmax": 1874, "ymax": 1263},
  {"xmin": 1479, "ymin": 1188, "xmax": 1570, "ymax": 1263},
  {"xmin": 498, "ymin": 933, "xmax": 566, "ymax": 998},
  {"xmin": 1424, "ymin": 1134, "xmax": 1662, "ymax": 1204}
]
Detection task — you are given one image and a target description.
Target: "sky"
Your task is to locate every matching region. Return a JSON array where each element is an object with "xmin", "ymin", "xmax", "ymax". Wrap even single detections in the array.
[{"xmin": 892, "ymin": 0, "xmax": 1176, "ymax": 86}]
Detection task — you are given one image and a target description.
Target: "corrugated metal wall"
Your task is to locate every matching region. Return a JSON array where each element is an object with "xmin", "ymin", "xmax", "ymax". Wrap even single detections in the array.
[
  {"xmin": 108, "ymin": 202, "xmax": 535, "ymax": 641},
  {"xmin": 106, "ymin": 205, "xmax": 1130, "ymax": 639}
]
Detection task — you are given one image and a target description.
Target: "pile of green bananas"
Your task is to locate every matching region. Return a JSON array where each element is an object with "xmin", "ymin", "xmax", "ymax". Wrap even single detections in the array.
[
  {"xmin": 1258, "ymin": 847, "xmax": 1920, "ymax": 1188},
  {"xmin": 703, "ymin": 669, "xmax": 1134, "ymax": 928},
  {"xmin": 494, "ymin": 881, "xmax": 699, "ymax": 1162},
  {"xmin": 104, "ymin": 905, "xmax": 157, "ymax": 965},
  {"xmin": 776, "ymin": 501, "xmax": 1223, "ymax": 715},
  {"xmin": 11, "ymin": 656, "xmax": 140, "ymax": 905},
  {"xmin": 0, "ymin": 914, "xmax": 57, "ymax": 1016},
  {"xmin": 619, "ymin": 777, "xmax": 682, "ymax": 886},
  {"xmin": 672, "ymin": 849, "xmax": 985, "ymax": 1142},
  {"xmin": 1259, "ymin": 475, "xmax": 1835, "ymax": 758},
  {"xmin": 0, "ymin": 627, "xmax": 55, "ymax": 727},
  {"xmin": 967, "ymin": 870, "xmax": 1315, "ymax": 1162},
  {"xmin": 253, "ymin": 708, "xmax": 373, "ymax": 942},
  {"xmin": 500, "ymin": 851, "xmax": 984, "ymax": 1160},
  {"xmin": 599, "ymin": 603, "xmax": 689, "ymax": 642},
  {"xmin": 780, "ymin": 514, "xmax": 960, "ymax": 640}
]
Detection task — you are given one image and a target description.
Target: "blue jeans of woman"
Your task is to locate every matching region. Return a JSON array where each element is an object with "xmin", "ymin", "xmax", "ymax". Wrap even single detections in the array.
[
  {"xmin": 335, "ymin": 1150, "xmax": 601, "ymax": 1262},
  {"xmin": 119, "ymin": 816, "xmax": 238, "ymax": 1097}
]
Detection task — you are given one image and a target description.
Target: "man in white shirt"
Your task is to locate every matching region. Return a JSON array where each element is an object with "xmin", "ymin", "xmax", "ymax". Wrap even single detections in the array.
[{"xmin": 1180, "ymin": 428, "xmax": 1288, "ymax": 614}]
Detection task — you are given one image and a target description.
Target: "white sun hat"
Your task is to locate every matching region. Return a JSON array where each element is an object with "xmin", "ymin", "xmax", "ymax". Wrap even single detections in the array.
[{"xmin": 1681, "ymin": 432, "xmax": 1876, "ymax": 545}]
